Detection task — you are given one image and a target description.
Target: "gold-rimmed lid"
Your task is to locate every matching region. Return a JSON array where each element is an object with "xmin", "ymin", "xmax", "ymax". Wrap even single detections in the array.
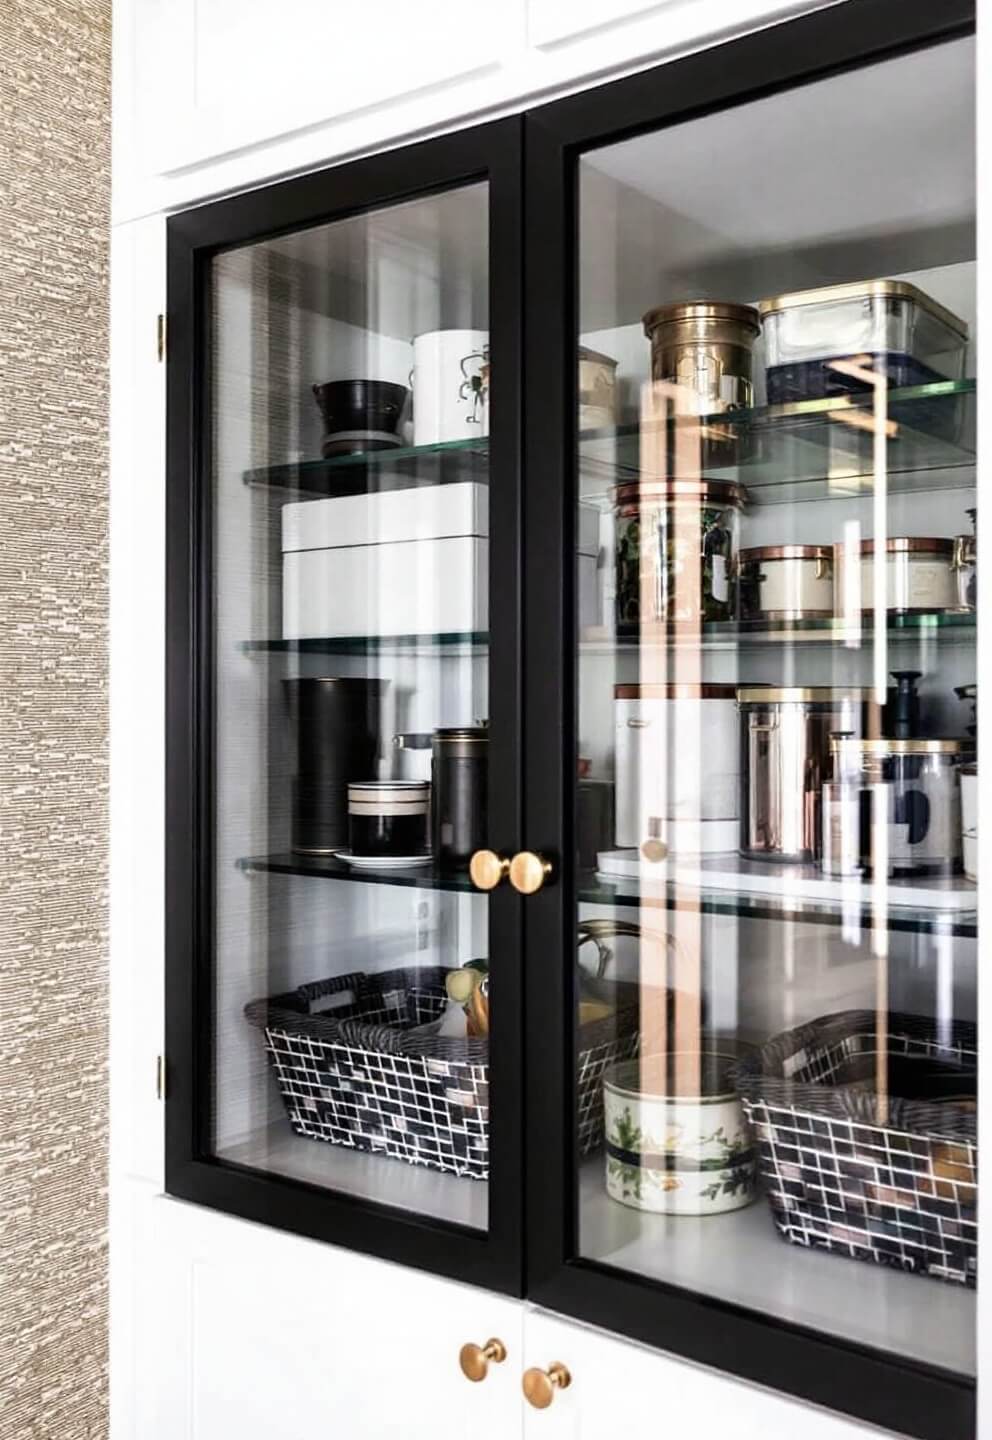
[
  {"xmin": 830, "ymin": 737, "xmax": 963, "ymax": 756},
  {"xmin": 614, "ymin": 683, "xmax": 737, "ymax": 700},
  {"xmin": 851, "ymin": 536, "xmax": 955, "ymax": 555},
  {"xmin": 757, "ymin": 280, "xmax": 968, "ymax": 339},
  {"xmin": 739, "ymin": 544, "xmax": 832, "ymax": 562},
  {"xmin": 577, "ymin": 345, "xmax": 618, "ymax": 369},
  {"xmin": 737, "ymin": 687, "xmax": 874, "ymax": 704},
  {"xmin": 612, "ymin": 478, "xmax": 747, "ymax": 510},
  {"xmin": 642, "ymin": 301, "xmax": 761, "ymax": 335}
]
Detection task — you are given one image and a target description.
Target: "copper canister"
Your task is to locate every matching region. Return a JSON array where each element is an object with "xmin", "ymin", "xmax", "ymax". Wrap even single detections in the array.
[{"xmin": 642, "ymin": 302, "xmax": 761, "ymax": 415}]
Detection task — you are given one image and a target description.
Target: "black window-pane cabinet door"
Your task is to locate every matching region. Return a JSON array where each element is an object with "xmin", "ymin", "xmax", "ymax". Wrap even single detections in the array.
[
  {"xmin": 165, "ymin": 119, "xmax": 525, "ymax": 1294},
  {"xmin": 522, "ymin": 2, "xmax": 978, "ymax": 1436}
]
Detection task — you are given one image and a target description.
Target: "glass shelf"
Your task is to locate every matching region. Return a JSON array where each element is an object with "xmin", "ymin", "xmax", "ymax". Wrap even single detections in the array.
[
  {"xmin": 579, "ymin": 863, "xmax": 977, "ymax": 938},
  {"xmin": 580, "ymin": 379, "xmax": 976, "ymax": 506},
  {"xmin": 244, "ymin": 436, "xmax": 489, "ymax": 498},
  {"xmin": 237, "ymin": 852, "xmax": 478, "ymax": 892},
  {"xmin": 238, "ymin": 853, "xmax": 976, "ymax": 935},
  {"xmin": 581, "ymin": 610, "xmax": 976, "ymax": 653},
  {"xmin": 240, "ymin": 632, "xmax": 489, "ymax": 656}
]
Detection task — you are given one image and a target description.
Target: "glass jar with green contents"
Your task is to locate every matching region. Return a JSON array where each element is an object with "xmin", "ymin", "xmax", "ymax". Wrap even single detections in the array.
[{"xmin": 612, "ymin": 478, "xmax": 747, "ymax": 628}]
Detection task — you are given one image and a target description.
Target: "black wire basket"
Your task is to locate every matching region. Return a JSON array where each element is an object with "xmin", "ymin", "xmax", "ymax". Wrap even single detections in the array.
[
  {"xmin": 732, "ymin": 1010, "xmax": 977, "ymax": 1286},
  {"xmin": 246, "ymin": 965, "xmax": 640, "ymax": 1180}
]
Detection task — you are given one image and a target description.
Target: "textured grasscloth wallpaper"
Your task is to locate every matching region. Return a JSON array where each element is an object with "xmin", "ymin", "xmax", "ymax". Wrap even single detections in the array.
[{"xmin": 0, "ymin": 2, "xmax": 110, "ymax": 1436}]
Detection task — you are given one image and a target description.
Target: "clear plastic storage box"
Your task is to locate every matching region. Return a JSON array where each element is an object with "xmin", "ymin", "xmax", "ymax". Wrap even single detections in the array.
[{"xmin": 758, "ymin": 280, "xmax": 968, "ymax": 404}]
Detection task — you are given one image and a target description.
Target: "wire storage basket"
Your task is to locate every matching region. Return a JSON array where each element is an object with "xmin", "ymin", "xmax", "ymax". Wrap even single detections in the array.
[
  {"xmin": 246, "ymin": 965, "xmax": 640, "ymax": 1180},
  {"xmin": 732, "ymin": 1010, "xmax": 977, "ymax": 1286}
]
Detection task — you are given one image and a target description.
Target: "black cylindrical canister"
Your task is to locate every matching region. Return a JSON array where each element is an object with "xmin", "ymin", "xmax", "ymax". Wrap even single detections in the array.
[
  {"xmin": 431, "ymin": 726, "xmax": 489, "ymax": 869},
  {"xmin": 348, "ymin": 782, "xmax": 431, "ymax": 859},
  {"xmin": 284, "ymin": 677, "xmax": 386, "ymax": 855}
]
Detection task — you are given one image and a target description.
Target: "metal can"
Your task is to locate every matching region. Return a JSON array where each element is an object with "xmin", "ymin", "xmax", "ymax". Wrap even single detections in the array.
[{"xmin": 431, "ymin": 726, "xmax": 489, "ymax": 869}]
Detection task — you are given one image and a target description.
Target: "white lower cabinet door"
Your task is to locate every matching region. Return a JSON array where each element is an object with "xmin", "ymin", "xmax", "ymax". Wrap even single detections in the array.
[
  {"xmin": 521, "ymin": 1309, "xmax": 886, "ymax": 1440},
  {"xmin": 127, "ymin": 1192, "xmax": 523, "ymax": 1440}
]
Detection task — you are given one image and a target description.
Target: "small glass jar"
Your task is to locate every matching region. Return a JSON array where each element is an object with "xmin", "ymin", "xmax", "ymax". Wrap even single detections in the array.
[
  {"xmin": 613, "ymin": 478, "xmax": 746, "ymax": 628},
  {"xmin": 348, "ymin": 781, "xmax": 430, "ymax": 859},
  {"xmin": 822, "ymin": 738, "xmax": 963, "ymax": 877}
]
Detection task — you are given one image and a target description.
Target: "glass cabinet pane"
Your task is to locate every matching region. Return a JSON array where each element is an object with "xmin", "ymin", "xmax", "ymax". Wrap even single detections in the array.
[
  {"xmin": 209, "ymin": 183, "xmax": 494, "ymax": 1230},
  {"xmin": 573, "ymin": 38, "xmax": 976, "ymax": 1374}
]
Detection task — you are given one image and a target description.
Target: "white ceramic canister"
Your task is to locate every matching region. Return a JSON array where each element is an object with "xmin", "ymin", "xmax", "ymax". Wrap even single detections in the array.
[
  {"xmin": 412, "ymin": 329, "xmax": 490, "ymax": 445},
  {"xmin": 614, "ymin": 684, "xmax": 738, "ymax": 852},
  {"xmin": 961, "ymin": 763, "xmax": 977, "ymax": 881},
  {"xmin": 737, "ymin": 544, "xmax": 833, "ymax": 621},
  {"xmin": 833, "ymin": 537, "xmax": 962, "ymax": 616},
  {"xmin": 604, "ymin": 1053, "xmax": 755, "ymax": 1216},
  {"xmin": 577, "ymin": 345, "xmax": 618, "ymax": 431}
]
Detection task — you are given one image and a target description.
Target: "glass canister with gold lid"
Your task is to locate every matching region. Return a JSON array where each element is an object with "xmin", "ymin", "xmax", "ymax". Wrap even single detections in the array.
[{"xmin": 613, "ymin": 478, "xmax": 746, "ymax": 628}]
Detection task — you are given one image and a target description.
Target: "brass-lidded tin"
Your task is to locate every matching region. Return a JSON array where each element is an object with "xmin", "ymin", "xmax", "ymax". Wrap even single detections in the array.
[
  {"xmin": 758, "ymin": 279, "xmax": 967, "ymax": 338},
  {"xmin": 737, "ymin": 543, "xmax": 834, "ymax": 622},
  {"xmin": 642, "ymin": 301, "xmax": 761, "ymax": 415}
]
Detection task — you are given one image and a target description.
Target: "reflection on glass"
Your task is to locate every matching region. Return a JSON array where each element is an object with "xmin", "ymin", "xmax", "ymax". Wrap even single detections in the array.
[
  {"xmin": 574, "ymin": 36, "xmax": 977, "ymax": 1378},
  {"xmin": 209, "ymin": 183, "xmax": 493, "ymax": 1229}
]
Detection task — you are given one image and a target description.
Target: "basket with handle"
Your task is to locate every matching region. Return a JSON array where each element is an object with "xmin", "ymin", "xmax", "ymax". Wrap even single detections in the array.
[
  {"xmin": 246, "ymin": 961, "xmax": 644, "ymax": 1180},
  {"xmin": 732, "ymin": 1010, "xmax": 977, "ymax": 1286}
]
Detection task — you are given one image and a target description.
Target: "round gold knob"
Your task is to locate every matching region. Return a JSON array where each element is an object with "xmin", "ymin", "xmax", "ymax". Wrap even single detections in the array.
[
  {"xmin": 459, "ymin": 1337, "xmax": 507, "ymax": 1382},
  {"xmin": 509, "ymin": 851, "xmax": 554, "ymax": 895},
  {"xmin": 469, "ymin": 850, "xmax": 510, "ymax": 891},
  {"xmin": 522, "ymin": 1362, "xmax": 572, "ymax": 1409}
]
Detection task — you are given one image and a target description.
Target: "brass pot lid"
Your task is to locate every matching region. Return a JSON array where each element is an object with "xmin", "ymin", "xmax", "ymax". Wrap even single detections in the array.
[
  {"xmin": 737, "ymin": 686, "xmax": 874, "ymax": 704},
  {"xmin": 830, "ymin": 737, "xmax": 963, "ymax": 756},
  {"xmin": 757, "ymin": 279, "xmax": 968, "ymax": 340},
  {"xmin": 614, "ymin": 683, "xmax": 737, "ymax": 700},
  {"xmin": 739, "ymin": 544, "xmax": 832, "ymax": 562},
  {"xmin": 612, "ymin": 477, "xmax": 747, "ymax": 510},
  {"xmin": 642, "ymin": 301, "xmax": 761, "ymax": 336}
]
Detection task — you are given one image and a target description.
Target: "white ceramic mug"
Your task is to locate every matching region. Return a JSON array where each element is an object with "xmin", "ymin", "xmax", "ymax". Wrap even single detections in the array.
[{"xmin": 413, "ymin": 329, "xmax": 490, "ymax": 445}]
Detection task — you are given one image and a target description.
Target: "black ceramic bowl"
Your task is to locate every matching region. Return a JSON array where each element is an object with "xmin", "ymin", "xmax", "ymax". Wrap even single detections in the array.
[{"xmin": 312, "ymin": 379, "xmax": 410, "ymax": 457}]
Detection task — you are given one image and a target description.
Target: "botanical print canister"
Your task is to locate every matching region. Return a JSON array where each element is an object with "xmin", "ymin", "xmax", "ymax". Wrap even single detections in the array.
[
  {"xmin": 604, "ymin": 1054, "xmax": 755, "ymax": 1215},
  {"xmin": 413, "ymin": 329, "xmax": 490, "ymax": 444}
]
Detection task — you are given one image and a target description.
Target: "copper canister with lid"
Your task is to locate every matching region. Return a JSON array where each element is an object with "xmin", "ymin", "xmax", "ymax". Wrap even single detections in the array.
[{"xmin": 737, "ymin": 687, "xmax": 876, "ymax": 863}]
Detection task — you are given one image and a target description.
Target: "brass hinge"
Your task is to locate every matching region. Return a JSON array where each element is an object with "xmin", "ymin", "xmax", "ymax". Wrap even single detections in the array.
[
  {"xmin": 156, "ymin": 1054, "xmax": 166, "ymax": 1101},
  {"xmin": 156, "ymin": 313, "xmax": 166, "ymax": 363}
]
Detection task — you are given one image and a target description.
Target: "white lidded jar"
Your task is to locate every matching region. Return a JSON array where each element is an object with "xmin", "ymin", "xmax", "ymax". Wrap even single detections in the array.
[
  {"xmin": 737, "ymin": 544, "xmax": 834, "ymax": 621},
  {"xmin": 614, "ymin": 683, "xmax": 738, "ymax": 855}
]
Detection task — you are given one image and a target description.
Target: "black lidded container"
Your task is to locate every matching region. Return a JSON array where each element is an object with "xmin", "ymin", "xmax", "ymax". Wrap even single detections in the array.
[
  {"xmin": 348, "ymin": 781, "xmax": 431, "ymax": 858},
  {"xmin": 284, "ymin": 677, "xmax": 386, "ymax": 855},
  {"xmin": 432, "ymin": 726, "xmax": 488, "ymax": 869}
]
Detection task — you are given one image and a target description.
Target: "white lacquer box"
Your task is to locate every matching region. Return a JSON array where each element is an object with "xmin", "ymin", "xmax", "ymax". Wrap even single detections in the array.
[{"xmin": 281, "ymin": 482, "xmax": 489, "ymax": 639}]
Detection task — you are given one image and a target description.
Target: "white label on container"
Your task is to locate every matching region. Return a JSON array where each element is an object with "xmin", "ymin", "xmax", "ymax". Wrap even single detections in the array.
[{"xmin": 711, "ymin": 554, "xmax": 728, "ymax": 604}]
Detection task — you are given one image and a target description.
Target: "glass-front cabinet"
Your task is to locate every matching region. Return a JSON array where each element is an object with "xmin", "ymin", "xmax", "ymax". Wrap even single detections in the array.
[{"xmin": 166, "ymin": 5, "xmax": 978, "ymax": 1436}]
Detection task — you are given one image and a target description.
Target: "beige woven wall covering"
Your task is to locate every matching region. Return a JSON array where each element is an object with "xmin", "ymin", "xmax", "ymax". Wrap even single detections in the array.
[{"xmin": 0, "ymin": 2, "xmax": 110, "ymax": 1436}]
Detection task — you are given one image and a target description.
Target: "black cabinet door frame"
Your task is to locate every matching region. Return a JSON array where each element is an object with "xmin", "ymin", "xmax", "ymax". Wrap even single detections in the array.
[
  {"xmin": 521, "ymin": 1, "xmax": 976, "ymax": 1434},
  {"xmin": 165, "ymin": 118, "xmax": 526, "ymax": 1295}
]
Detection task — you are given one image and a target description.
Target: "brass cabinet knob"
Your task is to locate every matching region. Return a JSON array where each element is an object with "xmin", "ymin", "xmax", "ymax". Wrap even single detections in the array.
[
  {"xmin": 509, "ymin": 851, "xmax": 554, "ymax": 895},
  {"xmin": 459, "ymin": 1337, "xmax": 507, "ymax": 1382},
  {"xmin": 469, "ymin": 850, "xmax": 510, "ymax": 891},
  {"xmin": 522, "ymin": 1362, "xmax": 572, "ymax": 1409}
]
